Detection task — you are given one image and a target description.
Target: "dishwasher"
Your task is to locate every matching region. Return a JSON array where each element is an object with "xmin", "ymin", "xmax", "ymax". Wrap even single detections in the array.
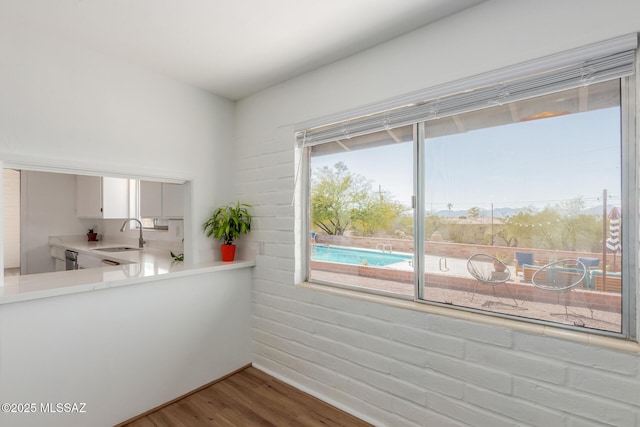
[{"xmin": 65, "ymin": 250, "xmax": 79, "ymax": 270}]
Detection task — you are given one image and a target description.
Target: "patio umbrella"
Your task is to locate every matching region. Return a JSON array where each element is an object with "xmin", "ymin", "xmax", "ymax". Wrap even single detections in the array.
[{"xmin": 606, "ymin": 206, "xmax": 621, "ymax": 271}]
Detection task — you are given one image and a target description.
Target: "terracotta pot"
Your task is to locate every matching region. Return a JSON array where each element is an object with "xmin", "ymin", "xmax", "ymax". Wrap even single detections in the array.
[
  {"xmin": 87, "ymin": 232, "xmax": 98, "ymax": 242},
  {"xmin": 493, "ymin": 261, "xmax": 507, "ymax": 272},
  {"xmin": 221, "ymin": 244, "xmax": 236, "ymax": 262}
]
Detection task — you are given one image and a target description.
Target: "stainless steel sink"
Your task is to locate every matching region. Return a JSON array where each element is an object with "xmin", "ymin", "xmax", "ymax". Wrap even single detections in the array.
[{"xmin": 92, "ymin": 247, "xmax": 140, "ymax": 252}]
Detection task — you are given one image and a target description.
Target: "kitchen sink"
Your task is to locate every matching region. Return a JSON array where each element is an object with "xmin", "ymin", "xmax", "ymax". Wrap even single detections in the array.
[{"xmin": 92, "ymin": 247, "xmax": 140, "ymax": 252}]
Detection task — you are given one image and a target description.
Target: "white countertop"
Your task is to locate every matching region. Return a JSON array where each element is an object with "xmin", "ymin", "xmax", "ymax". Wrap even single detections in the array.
[
  {"xmin": 51, "ymin": 238, "xmax": 181, "ymax": 269},
  {"xmin": 1, "ymin": 238, "xmax": 255, "ymax": 305}
]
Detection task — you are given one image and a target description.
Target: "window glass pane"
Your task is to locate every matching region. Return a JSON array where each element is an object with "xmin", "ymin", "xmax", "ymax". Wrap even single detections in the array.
[
  {"xmin": 421, "ymin": 80, "xmax": 623, "ymax": 333},
  {"xmin": 308, "ymin": 125, "xmax": 414, "ymax": 296}
]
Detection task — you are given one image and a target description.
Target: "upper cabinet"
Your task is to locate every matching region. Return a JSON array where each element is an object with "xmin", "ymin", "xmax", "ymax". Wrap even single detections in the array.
[
  {"xmin": 76, "ymin": 175, "xmax": 130, "ymax": 218},
  {"xmin": 140, "ymin": 180, "xmax": 184, "ymax": 218},
  {"xmin": 139, "ymin": 180, "xmax": 162, "ymax": 218}
]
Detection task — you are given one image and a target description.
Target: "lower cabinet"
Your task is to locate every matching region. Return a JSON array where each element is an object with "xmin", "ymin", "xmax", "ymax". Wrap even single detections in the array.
[{"xmin": 77, "ymin": 253, "xmax": 103, "ymax": 269}]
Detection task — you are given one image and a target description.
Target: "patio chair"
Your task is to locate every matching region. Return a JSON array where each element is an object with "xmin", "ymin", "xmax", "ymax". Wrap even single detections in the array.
[
  {"xmin": 466, "ymin": 254, "xmax": 518, "ymax": 307},
  {"xmin": 531, "ymin": 259, "xmax": 587, "ymax": 323},
  {"xmin": 515, "ymin": 252, "xmax": 534, "ymax": 277},
  {"xmin": 577, "ymin": 257, "xmax": 600, "ymax": 270}
]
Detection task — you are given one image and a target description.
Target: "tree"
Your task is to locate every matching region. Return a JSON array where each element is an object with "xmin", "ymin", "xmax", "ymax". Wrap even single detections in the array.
[
  {"xmin": 467, "ymin": 206, "xmax": 481, "ymax": 218},
  {"xmin": 310, "ymin": 162, "xmax": 404, "ymax": 236},
  {"xmin": 496, "ymin": 200, "xmax": 603, "ymax": 251},
  {"xmin": 310, "ymin": 162, "xmax": 356, "ymax": 235},
  {"xmin": 351, "ymin": 191, "xmax": 404, "ymax": 236}
]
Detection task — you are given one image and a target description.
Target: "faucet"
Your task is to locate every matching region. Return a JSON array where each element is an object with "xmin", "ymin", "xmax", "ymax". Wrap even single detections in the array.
[{"xmin": 120, "ymin": 218, "xmax": 145, "ymax": 248}]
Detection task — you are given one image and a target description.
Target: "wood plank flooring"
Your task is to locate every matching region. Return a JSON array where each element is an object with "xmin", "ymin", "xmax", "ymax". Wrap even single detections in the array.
[{"xmin": 120, "ymin": 366, "xmax": 372, "ymax": 427}]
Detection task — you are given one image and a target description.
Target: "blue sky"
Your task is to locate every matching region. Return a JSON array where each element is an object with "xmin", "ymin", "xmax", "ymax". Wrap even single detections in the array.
[{"xmin": 311, "ymin": 107, "xmax": 621, "ymax": 214}]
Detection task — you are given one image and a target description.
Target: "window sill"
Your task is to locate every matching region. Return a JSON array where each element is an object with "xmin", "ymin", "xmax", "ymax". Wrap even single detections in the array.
[{"xmin": 297, "ymin": 281, "xmax": 640, "ymax": 354}]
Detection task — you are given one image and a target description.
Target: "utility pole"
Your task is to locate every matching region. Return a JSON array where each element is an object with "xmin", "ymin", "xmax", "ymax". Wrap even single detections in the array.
[{"xmin": 491, "ymin": 203, "xmax": 494, "ymax": 246}]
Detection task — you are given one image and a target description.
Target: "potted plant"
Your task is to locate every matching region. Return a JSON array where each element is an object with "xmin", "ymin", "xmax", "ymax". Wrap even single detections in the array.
[
  {"xmin": 203, "ymin": 202, "xmax": 252, "ymax": 262},
  {"xmin": 87, "ymin": 227, "xmax": 98, "ymax": 242},
  {"xmin": 493, "ymin": 253, "xmax": 509, "ymax": 272}
]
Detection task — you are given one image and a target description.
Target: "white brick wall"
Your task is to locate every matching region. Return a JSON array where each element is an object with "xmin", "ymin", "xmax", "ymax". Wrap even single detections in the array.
[
  {"xmin": 236, "ymin": 2, "xmax": 640, "ymax": 426},
  {"xmin": 252, "ymin": 278, "xmax": 640, "ymax": 425}
]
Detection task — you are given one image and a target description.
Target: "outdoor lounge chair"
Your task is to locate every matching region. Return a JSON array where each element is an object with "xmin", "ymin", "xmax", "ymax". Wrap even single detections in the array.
[
  {"xmin": 466, "ymin": 254, "xmax": 518, "ymax": 307},
  {"xmin": 515, "ymin": 252, "xmax": 534, "ymax": 276},
  {"xmin": 531, "ymin": 259, "xmax": 587, "ymax": 323}
]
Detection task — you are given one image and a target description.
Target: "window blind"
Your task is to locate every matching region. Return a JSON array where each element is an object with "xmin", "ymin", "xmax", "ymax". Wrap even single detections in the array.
[{"xmin": 296, "ymin": 33, "xmax": 637, "ymax": 147}]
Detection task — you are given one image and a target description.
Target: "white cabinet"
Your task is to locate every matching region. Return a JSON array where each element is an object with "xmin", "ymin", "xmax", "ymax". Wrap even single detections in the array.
[
  {"xmin": 76, "ymin": 176, "xmax": 130, "ymax": 218},
  {"xmin": 77, "ymin": 253, "xmax": 103, "ymax": 269},
  {"xmin": 50, "ymin": 246, "xmax": 67, "ymax": 272},
  {"xmin": 139, "ymin": 181, "xmax": 162, "ymax": 217},
  {"xmin": 140, "ymin": 181, "xmax": 184, "ymax": 218},
  {"xmin": 161, "ymin": 183, "xmax": 184, "ymax": 218}
]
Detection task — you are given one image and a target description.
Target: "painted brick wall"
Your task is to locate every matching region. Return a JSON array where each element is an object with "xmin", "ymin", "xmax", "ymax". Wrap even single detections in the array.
[
  {"xmin": 236, "ymin": 2, "xmax": 640, "ymax": 425},
  {"xmin": 238, "ymin": 127, "xmax": 640, "ymax": 425}
]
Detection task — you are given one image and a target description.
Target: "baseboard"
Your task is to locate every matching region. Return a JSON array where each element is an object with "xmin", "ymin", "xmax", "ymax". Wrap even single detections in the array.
[{"xmin": 252, "ymin": 362, "xmax": 379, "ymax": 426}]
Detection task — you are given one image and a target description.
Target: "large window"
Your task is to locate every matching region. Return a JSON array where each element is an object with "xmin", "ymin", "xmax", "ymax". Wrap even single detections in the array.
[
  {"xmin": 302, "ymin": 36, "xmax": 637, "ymax": 338},
  {"xmin": 308, "ymin": 126, "xmax": 414, "ymax": 296},
  {"xmin": 420, "ymin": 81, "xmax": 624, "ymax": 334}
]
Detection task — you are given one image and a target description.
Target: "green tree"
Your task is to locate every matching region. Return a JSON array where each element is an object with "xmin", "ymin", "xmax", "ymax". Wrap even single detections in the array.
[
  {"xmin": 351, "ymin": 192, "xmax": 405, "ymax": 236},
  {"xmin": 497, "ymin": 209, "xmax": 536, "ymax": 247},
  {"xmin": 425, "ymin": 214, "xmax": 444, "ymax": 238},
  {"xmin": 467, "ymin": 206, "xmax": 481, "ymax": 218},
  {"xmin": 310, "ymin": 162, "xmax": 404, "ymax": 236},
  {"xmin": 310, "ymin": 162, "xmax": 356, "ymax": 235}
]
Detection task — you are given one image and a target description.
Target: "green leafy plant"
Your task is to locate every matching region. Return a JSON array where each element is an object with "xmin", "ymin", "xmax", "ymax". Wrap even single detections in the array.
[
  {"xmin": 203, "ymin": 202, "xmax": 252, "ymax": 245},
  {"xmin": 170, "ymin": 251, "xmax": 184, "ymax": 262},
  {"xmin": 495, "ymin": 253, "xmax": 509, "ymax": 264}
]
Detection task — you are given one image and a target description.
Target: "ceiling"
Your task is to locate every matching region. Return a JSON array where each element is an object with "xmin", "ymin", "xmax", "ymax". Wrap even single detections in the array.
[{"xmin": 1, "ymin": 0, "xmax": 485, "ymax": 100}]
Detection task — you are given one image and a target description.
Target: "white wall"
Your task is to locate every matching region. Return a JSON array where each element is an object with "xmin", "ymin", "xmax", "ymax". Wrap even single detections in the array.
[
  {"xmin": 237, "ymin": 1, "xmax": 640, "ymax": 425},
  {"xmin": 0, "ymin": 17, "xmax": 235, "ymax": 265},
  {"xmin": 0, "ymin": 13, "xmax": 251, "ymax": 427},
  {"xmin": 0, "ymin": 268, "xmax": 253, "ymax": 427}
]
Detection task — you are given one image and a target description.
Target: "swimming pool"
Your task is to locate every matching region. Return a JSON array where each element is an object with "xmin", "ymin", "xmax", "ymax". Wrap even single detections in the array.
[{"xmin": 311, "ymin": 245, "xmax": 412, "ymax": 267}]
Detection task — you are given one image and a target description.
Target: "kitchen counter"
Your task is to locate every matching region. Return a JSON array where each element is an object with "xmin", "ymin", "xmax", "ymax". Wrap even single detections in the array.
[
  {"xmin": 51, "ymin": 237, "xmax": 182, "ymax": 269},
  {"xmin": 0, "ymin": 238, "xmax": 255, "ymax": 304}
]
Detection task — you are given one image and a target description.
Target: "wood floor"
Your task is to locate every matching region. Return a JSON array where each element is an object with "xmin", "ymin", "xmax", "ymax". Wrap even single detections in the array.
[{"xmin": 120, "ymin": 366, "xmax": 372, "ymax": 427}]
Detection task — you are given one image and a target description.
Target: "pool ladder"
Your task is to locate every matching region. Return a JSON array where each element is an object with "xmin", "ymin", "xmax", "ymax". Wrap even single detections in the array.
[
  {"xmin": 376, "ymin": 243, "xmax": 392, "ymax": 253},
  {"xmin": 439, "ymin": 256, "xmax": 449, "ymax": 272}
]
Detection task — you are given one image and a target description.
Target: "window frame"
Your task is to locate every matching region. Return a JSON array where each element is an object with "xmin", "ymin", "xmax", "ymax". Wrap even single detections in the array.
[{"xmin": 301, "ymin": 41, "xmax": 638, "ymax": 340}]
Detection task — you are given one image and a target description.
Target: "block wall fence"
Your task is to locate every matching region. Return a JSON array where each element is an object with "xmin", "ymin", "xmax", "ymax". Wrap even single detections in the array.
[{"xmin": 315, "ymin": 234, "xmax": 622, "ymax": 271}]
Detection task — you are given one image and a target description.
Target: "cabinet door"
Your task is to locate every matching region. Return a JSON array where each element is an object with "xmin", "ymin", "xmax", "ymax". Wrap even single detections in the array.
[
  {"xmin": 162, "ymin": 183, "xmax": 184, "ymax": 218},
  {"xmin": 102, "ymin": 177, "xmax": 130, "ymax": 218},
  {"xmin": 140, "ymin": 180, "xmax": 163, "ymax": 218},
  {"xmin": 76, "ymin": 175, "xmax": 102, "ymax": 218}
]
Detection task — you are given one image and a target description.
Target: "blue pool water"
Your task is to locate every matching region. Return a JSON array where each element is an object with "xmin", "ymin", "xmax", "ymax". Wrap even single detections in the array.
[{"xmin": 311, "ymin": 245, "xmax": 411, "ymax": 267}]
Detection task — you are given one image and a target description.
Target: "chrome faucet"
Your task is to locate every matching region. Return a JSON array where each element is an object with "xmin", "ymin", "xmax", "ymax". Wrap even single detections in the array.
[{"xmin": 120, "ymin": 218, "xmax": 145, "ymax": 248}]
